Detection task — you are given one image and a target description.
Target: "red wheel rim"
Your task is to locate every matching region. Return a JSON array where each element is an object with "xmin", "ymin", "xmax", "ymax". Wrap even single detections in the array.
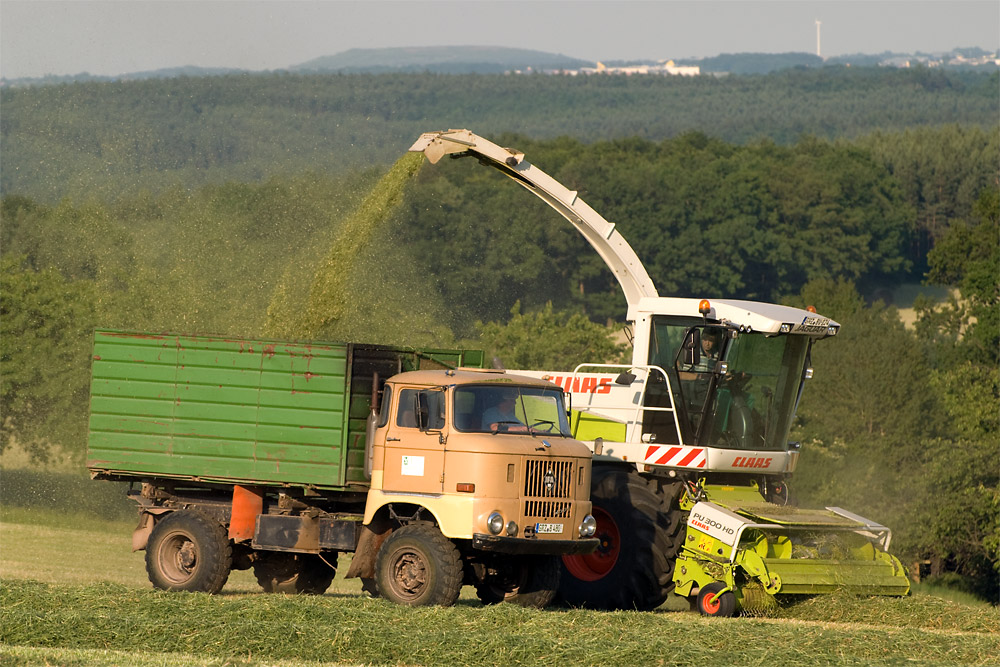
[
  {"xmin": 561, "ymin": 506, "xmax": 620, "ymax": 582},
  {"xmin": 701, "ymin": 591, "xmax": 721, "ymax": 614}
]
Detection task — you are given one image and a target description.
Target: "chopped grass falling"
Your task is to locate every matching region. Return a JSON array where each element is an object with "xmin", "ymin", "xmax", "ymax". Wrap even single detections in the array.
[{"xmin": 267, "ymin": 152, "xmax": 425, "ymax": 340}]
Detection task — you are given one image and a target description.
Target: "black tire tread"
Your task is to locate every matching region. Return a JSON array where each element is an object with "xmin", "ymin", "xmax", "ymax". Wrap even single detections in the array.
[
  {"xmin": 253, "ymin": 553, "xmax": 337, "ymax": 595},
  {"xmin": 474, "ymin": 555, "xmax": 560, "ymax": 609},
  {"xmin": 145, "ymin": 510, "xmax": 232, "ymax": 593},
  {"xmin": 375, "ymin": 524, "xmax": 463, "ymax": 607},
  {"xmin": 557, "ymin": 467, "xmax": 685, "ymax": 610}
]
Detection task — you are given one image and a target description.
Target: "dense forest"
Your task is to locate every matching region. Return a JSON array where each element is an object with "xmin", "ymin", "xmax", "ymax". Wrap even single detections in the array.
[
  {"xmin": 1, "ymin": 68, "xmax": 997, "ymax": 599},
  {"xmin": 2, "ymin": 67, "xmax": 996, "ymax": 201}
]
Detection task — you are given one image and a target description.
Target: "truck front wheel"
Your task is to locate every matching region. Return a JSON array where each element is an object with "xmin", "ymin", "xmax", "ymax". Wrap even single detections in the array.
[
  {"xmin": 375, "ymin": 524, "xmax": 463, "ymax": 607},
  {"xmin": 474, "ymin": 555, "xmax": 559, "ymax": 608},
  {"xmin": 253, "ymin": 552, "xmax": 337, "ymax": 595},
  {"xmin": 558, "ymin": 467, "xmax": 682, "ymax": 610},
  {"xmin": 145, "ymin": 510, "xmax": 232, "ymax": 593}
]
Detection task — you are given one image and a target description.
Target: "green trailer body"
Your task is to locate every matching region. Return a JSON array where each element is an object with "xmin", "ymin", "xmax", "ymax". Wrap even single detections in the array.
[{"xmin": 86, "ymin": 330, "xmax": 484, "ymax": 491}]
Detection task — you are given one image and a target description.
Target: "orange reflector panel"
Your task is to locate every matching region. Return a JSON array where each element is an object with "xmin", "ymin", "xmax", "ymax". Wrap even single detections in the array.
[{"xmin": 456, "ymin": 483, "xmax": 476, "ymax": 493}]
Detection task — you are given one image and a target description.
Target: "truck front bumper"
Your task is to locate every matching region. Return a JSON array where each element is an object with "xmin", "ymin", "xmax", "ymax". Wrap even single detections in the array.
[{"xmin": 472, "ymin": 534, "xmax": 599, "ymax": 555}]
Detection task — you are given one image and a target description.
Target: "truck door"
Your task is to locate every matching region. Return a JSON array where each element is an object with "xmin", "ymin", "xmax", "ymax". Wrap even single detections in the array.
[{"xmin": 381, "ymin": 387, "xmax": 446, "ymax": 495}]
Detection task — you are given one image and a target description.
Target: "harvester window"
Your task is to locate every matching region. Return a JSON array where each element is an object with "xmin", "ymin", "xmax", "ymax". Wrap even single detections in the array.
[{"xmin": 699, "ymin": 333, "xmax": 809, "ymax": 451}]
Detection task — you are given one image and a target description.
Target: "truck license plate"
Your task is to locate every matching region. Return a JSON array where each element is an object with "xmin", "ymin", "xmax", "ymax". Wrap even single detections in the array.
[{"xmin": 535, "ymin": 523, "xmax": 563, "ymax": 534}]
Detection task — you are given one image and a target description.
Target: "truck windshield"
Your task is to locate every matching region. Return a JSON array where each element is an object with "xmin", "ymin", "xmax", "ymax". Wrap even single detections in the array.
[{"xmin": 453, "ymin": 385, "xmax": 572, "ymax": 436}]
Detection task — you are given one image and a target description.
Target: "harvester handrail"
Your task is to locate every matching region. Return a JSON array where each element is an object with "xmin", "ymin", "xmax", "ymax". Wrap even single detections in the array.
[{"xmin": 569, "ymin": 362, "xmax": 685, "ymax": 447}]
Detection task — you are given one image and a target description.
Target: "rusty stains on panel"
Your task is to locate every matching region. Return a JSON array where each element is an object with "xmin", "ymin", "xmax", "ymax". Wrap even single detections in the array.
[{"xmin": 100, "ymin": 332, "xmax": 167, "ymax": 340}]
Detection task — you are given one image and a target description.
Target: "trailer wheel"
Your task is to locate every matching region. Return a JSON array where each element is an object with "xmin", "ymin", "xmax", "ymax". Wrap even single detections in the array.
[
  {"xmin": 145, "ymin": 510, "xmax": 232, "ymax": 593},
  {"xmin": 558, "ymin": 467, "xmax": 683, "ymax": 610},
  {"xmin": 697, "ymin": 582, "xmax": 737, "ymax": 617},
  {"xmin": 375, "ymin": 524, "xmax": 463, "ymax": 607},
  {"xmin": 474, "ymin": 555, "xmax": 559, "ymax": 608},
  {"xmin": 253, "ymin": 552, "xmax": 337, "ymax": 595}
]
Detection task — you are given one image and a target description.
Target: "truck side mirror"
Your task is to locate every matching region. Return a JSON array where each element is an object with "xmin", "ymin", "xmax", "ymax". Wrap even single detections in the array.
[{"xmin": 683, "ymin": 329, "xmax": 701, "ymax": 367}]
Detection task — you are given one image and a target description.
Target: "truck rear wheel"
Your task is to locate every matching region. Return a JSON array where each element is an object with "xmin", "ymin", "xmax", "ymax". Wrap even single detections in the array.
[
  {"xmin": 375, "ymin": 524, "xmax": 463, "ymax": 607},
  {"xmin": 474, "ymin": 555, "xmax": 560, "ymax": 608},
  {"xmin": 558, "ymin": 467, "xmax": 682, "ymax": 610},
  {"xmin": 253, "ymin": 552, "xmax": 337, "ymax": 595},
  {"xmin": 145, "ymin": 510, "xmax": 232, "ymax": 593}
]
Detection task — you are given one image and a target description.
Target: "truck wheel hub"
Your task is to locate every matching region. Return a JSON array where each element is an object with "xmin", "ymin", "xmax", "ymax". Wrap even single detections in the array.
[
  {"xmin": 176, "ymin": 541, "xmax": 197, "ymax": 571},
  {"xmin": 393, "ymin": 553, "xmax": 427, "ymax": 593}
]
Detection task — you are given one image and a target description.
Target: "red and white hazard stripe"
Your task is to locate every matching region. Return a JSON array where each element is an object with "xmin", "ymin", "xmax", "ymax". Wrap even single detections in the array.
[{"xmin": 644, "ymin": 445, "xmax": 707, "ymax": 469}]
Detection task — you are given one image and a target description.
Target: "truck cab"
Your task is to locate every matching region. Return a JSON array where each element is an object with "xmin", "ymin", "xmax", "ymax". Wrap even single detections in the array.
[
  {"xmin": 368, "ymin": 369, "xmax": 595, "ymax": 547},
  {"xmin": 357, "ymin": 368, "xmax": 598, "ymax": 606}
]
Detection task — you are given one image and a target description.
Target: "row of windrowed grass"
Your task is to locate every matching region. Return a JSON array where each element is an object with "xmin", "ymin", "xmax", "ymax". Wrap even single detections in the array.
[{"xmin": 3, "ymin": 578, "xmax": 998, "ymax": 667}]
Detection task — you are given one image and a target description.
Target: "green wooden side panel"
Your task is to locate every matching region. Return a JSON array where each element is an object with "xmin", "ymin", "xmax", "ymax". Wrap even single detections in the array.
[{"xmin": 87, "ymin": 330, "xmax": 352, "ymax": 490}]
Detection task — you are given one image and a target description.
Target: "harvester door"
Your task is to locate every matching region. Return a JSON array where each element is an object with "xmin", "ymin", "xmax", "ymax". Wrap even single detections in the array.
[
  {"xmin": 674, "ymin": 326, "xmax": 727, "ymax": 442},
  {"xmin": 381, "ymin": 387, "xmax": 446, "ymax": 495}
]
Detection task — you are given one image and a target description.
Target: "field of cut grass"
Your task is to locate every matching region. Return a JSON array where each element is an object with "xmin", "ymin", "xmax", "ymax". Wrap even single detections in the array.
[{"xmin": 2, "ymin": 466, "xmax": 998, "ymax": 666}]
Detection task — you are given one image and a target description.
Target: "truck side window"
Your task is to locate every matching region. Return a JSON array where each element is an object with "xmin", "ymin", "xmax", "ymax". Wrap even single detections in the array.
[
  {"xmin": 396, "ymin": 389, "xmax": 445, "ymax": 430},
  {"xmin": 396, "ymin": 389, "xmax": 419, "ymax": 428}
]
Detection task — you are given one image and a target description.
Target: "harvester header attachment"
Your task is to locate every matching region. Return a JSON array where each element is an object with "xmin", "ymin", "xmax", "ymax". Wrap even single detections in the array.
[{"xmin": 675, "ymin": 485, "xmax": 910, "ymax": 616}]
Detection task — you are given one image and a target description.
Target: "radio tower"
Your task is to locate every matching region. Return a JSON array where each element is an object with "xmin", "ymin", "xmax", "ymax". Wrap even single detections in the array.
[{"xmin": 815, "ymin": 20, "xmax": 822, "ymax": 57}]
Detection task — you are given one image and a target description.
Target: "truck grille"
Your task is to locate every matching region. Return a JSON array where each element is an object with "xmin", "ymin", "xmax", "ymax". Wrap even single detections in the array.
[{"xmin": 523, "ymin": 458, "xmax": 574, "ymax": 519}]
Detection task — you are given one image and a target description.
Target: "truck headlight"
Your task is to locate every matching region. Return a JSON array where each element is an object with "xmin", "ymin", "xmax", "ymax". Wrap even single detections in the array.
[
  {"xmin": 580, "ymin": 514, "xmax": 597, "ymax": 537},
  {"xmin": 488, "ymin": 511, "xmax": 504, "ymax": 535},
  {"xmin": 506, "ymin": 520, "xmax": 518, "ymax": 537}
]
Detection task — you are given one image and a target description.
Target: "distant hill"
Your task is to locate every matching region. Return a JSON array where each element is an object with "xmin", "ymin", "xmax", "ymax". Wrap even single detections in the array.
[{"xmin": 291, "ymin": 46, "xmax": 593, "ymax": 73}]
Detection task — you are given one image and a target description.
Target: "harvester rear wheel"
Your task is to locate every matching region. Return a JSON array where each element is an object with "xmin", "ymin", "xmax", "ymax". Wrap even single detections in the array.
[
  {"xmin": 697, "ymin": 582, "xmax": 737, "ymax": 617},
  {"xmin": 558, "ymin": 467, "xmax": 683, "ymax": 610},
  {"xmin": 253, "ymin": 552, "xmax": 337, "ymax": 595},
  {"xmin": 375, "ymin": 524, "xmax": 463, "ymax": 607},
  {"xmin": 145, "ymin": 510, "xmax": 232, "ymax": 593}
]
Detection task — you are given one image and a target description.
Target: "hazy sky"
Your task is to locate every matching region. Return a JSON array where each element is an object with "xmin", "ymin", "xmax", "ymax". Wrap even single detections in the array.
[{"xmin": 2, "ymin": 1, "xmax": 998, "ymax": 79}]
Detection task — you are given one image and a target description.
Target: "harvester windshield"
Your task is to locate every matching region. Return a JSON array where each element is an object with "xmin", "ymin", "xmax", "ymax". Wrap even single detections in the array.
[{"xmin": 647, "ymin": 317, "xmax": 810, "ymax": 451}]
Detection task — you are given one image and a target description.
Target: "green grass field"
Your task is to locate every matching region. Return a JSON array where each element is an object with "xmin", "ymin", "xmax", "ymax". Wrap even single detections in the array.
[{"xmin": 2, "ymin": 467, "xmax": 998, "ymax": 666}]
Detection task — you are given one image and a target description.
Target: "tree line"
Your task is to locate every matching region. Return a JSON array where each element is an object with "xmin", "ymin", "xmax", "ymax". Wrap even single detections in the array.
[{"xmin": 2, "ymin": 67, "xmax": 996, "ymax": 201}]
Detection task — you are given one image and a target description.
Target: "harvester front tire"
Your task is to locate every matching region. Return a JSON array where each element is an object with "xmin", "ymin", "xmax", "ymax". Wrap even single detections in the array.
[
  {"xmin": 697, "ymin": 582, "xmax": 737, "ymax": 617},
  {"xmin": 375, "ymin": 524, "xmax": 463, "ymax": 607},
  {"xmin": 474, "ymin": 555, "xmax": 560, "ymax": 608},
  {"xmin": 145, "ymin": 510, "xmax": 232, "ymax": 593},
  {"xmin": 558, "ymin": 467, "xmax": 683, "ymax": 610},
  {"xmin": 253, "ymin": 552, "xmax": 337, "ymax": 595}
]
